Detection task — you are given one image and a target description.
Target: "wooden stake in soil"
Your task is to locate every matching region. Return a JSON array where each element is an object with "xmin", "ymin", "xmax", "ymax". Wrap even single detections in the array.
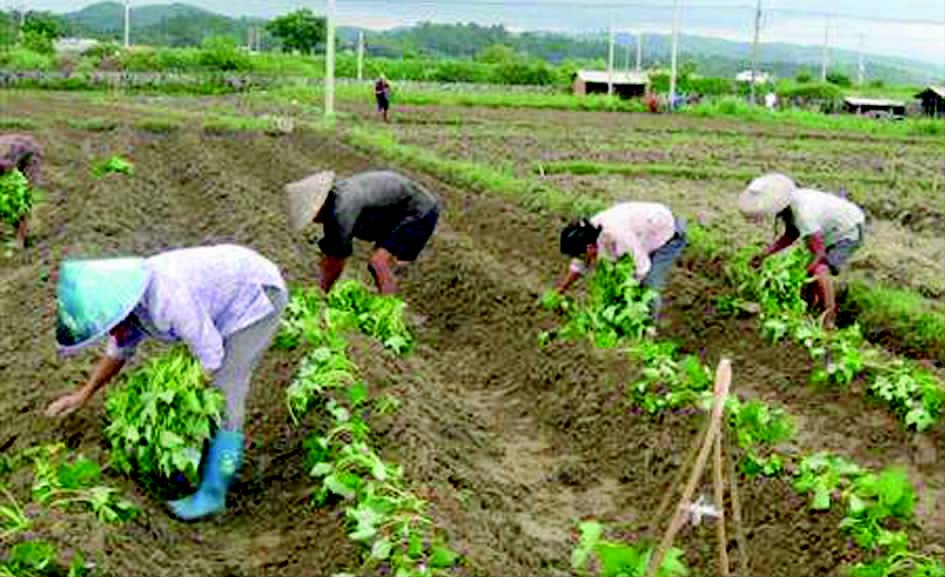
[
  {"xmin": 646, "ymin": 358, "xmax": 731, "ymax": 577},
  {"xmin": 713, "ymin": 431, "xmax": 729, "ymax": 577}
]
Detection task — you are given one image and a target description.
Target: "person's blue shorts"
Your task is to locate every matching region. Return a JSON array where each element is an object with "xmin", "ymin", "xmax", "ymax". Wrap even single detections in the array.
[
  {"xmin": 378, "ymin": 206, "xmax": 439, "ymax": 262},
  {"xmin": 642, "ymin": 217, "xmax": 688, "ymax": 292},
  {"xmin": 826, "ymin": 224, "xmax": 864, "ymax": 275}
]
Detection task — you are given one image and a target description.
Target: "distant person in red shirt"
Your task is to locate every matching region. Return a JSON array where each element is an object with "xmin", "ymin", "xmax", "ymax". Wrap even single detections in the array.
[
  {"xmin": 0, "ymin": 133, "xmax": 43, "ymax": 248},
  {"xmin": 375, "ymin": 75, "xmax": 391, "ymax": 123}
]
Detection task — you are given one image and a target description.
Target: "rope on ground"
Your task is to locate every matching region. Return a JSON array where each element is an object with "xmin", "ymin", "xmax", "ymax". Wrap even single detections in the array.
[{"xmin": 646, "ymin": 358, "xmax": 731, "ymax": 577}]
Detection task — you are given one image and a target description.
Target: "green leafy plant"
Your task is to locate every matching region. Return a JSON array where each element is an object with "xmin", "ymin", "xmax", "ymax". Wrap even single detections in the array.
[
  {"xmin": 549, "ymin": 255, "xmax": 657, "ymax": 347},
  {"xmin": 104, "ymin": 347, "xmax": 224, "ymax": 488},
  {"xmin": 869, "ymin": 361, "xmax": 945, "ymax": 432},
  {"xmin": 91, "ymin": 155, "xmax": 134, "ymax": 178},
  {"xmin": 287, "ymin": 344, "xmax": 358, "ymax": 424},
  {"xmin": 849, "ymin": 550, "xmax": 945, "ymax": 577},
  {"xmin": 0, "ymin": 169, "xmax": 32, "ymax": 227},
  {"xmin": 628, "ymin": 341, "xmax": 712, "ymax": 414},
  {"xmin": 571, "ymin": 521, "xmax": 689, "ymax": 577},
  {"xmin": 793, "ymin": 452, "xmax": 864, "ymax": 510},
  {"xmin": 726, "ymin": 398, "xmax": 794, "ymax": 477},
  {"xmin": 327, "ymin": 280, "xmax": 414, "ymax": 355},
  {"xmin": 840, "ymin": 467, "xmax": 915, "ymax": 551}
]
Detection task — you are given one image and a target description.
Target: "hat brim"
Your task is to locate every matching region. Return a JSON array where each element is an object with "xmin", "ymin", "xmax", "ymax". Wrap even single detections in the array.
[
  {"xmin": 285, "ymin": 171, "xmax": 335, "ymax": 232},
  {"xmin": 56, "ymin": 267, "xmax": 151, "ymax": 356},
  {"xmin": 737, "ymin": 187, "xmax": 790, "ymax": 216}
]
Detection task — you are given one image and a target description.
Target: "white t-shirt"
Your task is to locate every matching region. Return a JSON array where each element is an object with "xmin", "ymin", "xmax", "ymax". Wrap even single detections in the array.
[
  {"xmin": 789, "ymin": 188, "xmax": 865, "ymax": 245},
  {"xmin": 569, "ymin": 202, "xmax": 676, "ymax": 280}
]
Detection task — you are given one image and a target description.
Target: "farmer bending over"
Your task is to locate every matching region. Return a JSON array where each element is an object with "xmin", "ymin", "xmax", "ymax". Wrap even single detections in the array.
[
  {"xmin": 556, "ymin": 201, "xmax": 688, "ymax": 323},
  {"xmin": 46, "ymin": 244, "xmax": 288, "ymax": 521},
  {"xmin": 286, "ymin": 170, "xmax": 439, "ymax": 295},
  {"xmin": 738, "ymin": 172, "xmax": 865, "ymax": 327},
  {"xmin": 0, "ymin": 133, "xmax": 43, "ymax": 248}
]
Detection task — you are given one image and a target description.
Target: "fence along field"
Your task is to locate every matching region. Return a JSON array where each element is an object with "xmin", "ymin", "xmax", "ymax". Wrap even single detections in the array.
[{"xmin": 0, "ymin": 82, "xmax": 942, "ymax": 577}]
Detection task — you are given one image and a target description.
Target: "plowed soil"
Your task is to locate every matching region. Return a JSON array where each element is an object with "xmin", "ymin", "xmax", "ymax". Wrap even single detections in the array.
[{"xmin": 0, "ymin": 93, "xmax": 942, "ymax": 576}]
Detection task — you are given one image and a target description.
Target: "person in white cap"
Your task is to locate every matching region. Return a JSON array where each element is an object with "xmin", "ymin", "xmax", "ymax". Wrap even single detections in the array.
[
  {"xmin": 738, "ymin": 172, "xmax": 866, "ymax": 326},
  {"xmin": 286, "ymin": 170, "xmax": 439, "ymax": 295}
]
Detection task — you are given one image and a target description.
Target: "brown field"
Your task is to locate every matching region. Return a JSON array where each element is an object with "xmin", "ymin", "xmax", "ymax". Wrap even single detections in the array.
[{"xmin": 0, "ymin": 91, "xmax": 942, "ymax": 576}]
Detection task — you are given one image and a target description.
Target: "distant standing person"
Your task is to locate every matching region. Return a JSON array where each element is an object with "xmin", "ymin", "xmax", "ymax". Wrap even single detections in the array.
[
  {"xmin": 764, "ymin": 91, "xmax": 778, "ymax": 111},
  {"xmin": 555, "ymin": 201, "xmax": 688, "ymax": 327},
  {"xmin": 738, "ymin": 172, "xmax": 866, "ymax": 327},
  {"xmin": 375, "ymin": 75, "xmax": 391, "ymax": 123},
  {"xmin": 285, "ymin": 170, "xmax": 439, "ymax": 295},
  {"xmin": 0, "ymin": 133, "xmax": 43, "ymax": 248}
]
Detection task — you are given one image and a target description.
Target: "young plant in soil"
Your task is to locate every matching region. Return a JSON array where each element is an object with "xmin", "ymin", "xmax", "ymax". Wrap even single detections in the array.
[
  {"xmin": 724, "ymin": 397, "xmax": 794, "ymax": 477},
  {"xmin": 627, "ymin": 341, "xmax": 712, "ymax": 414},
  {"xmin": 283, "ymin": 288, "xmax": 460, "ymax": 577},
  {"xmin": 0, "ymin": 444, "xmax": 137, "ymax": 576},
  {"xmin": 104, "ymin": 347, "xmax": 224, "ymax": 491},
  {"xmin": 571, "ymin": 520, "xmax": 689, "ymax": 577},
  {"xmin": 91, "ymin": 156, "xmax": 134, "ymax": 178}
]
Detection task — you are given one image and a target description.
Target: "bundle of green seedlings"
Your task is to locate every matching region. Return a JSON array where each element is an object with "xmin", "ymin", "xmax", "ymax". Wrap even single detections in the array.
[
  {"xmin": 540, "ymin": 255, "xmax": 658, "ymax": 348},
  {"xmin": 277, "ymin": 288, "xmax": 460, "ymax": 577},
  {"xmin": 724, "ymin": 246, "xmax": 945, "ymax": 432},
  {"xmin": 0, "ymin": 444, "xmax": 137, "ymax": 577},
  {"xmin": 104, "ymin": 347, "xmax": 225, "ymax": 490},
  {"xmin": 792, "ymin": 455, "xmax": 944, "ymax": 577},
  {"xmin": 0, "ymin": 169, "xmax": 32, "ymax": 229},
  {"xmin": 570, "ymin": 520, "xmax": 689, "ymax": 577},
  {"xmin": 91, "ymin": 156, "xmax": 134, "ymax": 178}
]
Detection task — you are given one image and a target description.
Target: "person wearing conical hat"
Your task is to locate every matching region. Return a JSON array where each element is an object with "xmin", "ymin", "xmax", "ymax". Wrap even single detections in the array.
[
  {"xmin": 738, "ymin": 172, "xmax": 866, "ymax": 326},
  {"xmin": 555, "ymin": 201, "xmax": 688, "ymax": 328},
  {"xmin": 0, "ymin": 133, "xmax": 43, "ymax": 248},
  {"xmin": 286, "ymin": 170, "xmax": 439, "ymax": 295},
  {"xmin": 46, "ymin": 244, "xmax": 288, "ymax": 521}
]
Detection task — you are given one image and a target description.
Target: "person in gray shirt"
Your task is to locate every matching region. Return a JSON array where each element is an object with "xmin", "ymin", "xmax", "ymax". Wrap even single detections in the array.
[{"xmin": 286, "ymin": 170, "xmax": 439, "ymax": 294}]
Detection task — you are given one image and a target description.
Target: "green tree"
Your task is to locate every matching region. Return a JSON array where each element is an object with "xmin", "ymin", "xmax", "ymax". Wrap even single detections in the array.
[
  {"xmin": 266, "ymin": 8, "xmax": 325, "ymax": 55},
  {"xmin": 826, "ymin": 71, "xmax": 852, "ymax": 87},
  {"xmin": 476, "ymin": 44, "xmax": 516, "ymax": 64},
  {"xmin": 22, "ymin": 11, "xmax": 62, "ymax": 41},
  {"xmin": 198, "ymin": 35, "xmax": 249, "ymax": 71}
]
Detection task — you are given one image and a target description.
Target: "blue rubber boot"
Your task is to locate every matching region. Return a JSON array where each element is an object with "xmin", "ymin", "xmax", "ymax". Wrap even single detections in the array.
[{"xmin": 169, "ymin": 429, "xmax": 243, "ymax": 521}]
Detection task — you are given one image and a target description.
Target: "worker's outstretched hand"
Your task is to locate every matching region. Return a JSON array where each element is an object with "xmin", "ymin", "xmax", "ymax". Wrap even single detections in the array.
[{"xmin": 45, "ymin": 390, "xmax": 89, "ymax": 418}]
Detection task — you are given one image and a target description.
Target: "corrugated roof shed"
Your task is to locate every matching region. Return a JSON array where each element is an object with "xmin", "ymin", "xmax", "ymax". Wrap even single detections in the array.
[
  {"xmin": 574, "ymin": 70, "xmax": 649, "ymax": 85},
  {"xmin": 843, "ymin": 97, "xmax": 905, "ymax": 107}
]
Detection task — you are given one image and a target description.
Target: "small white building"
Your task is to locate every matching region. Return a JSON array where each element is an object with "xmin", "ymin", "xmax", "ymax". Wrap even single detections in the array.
[
  {"xmin": 735, "ymin": 70, "xmax": 771, "ymax": 84},
  {"xmin": 572, "ymin": 69, "xmax": 650, "ymax": 99}
]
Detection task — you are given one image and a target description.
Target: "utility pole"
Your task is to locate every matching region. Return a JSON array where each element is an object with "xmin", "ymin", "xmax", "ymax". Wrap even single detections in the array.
[
  {"xmin": 857, "ymin": 33, "xmax": 865, "ymax": 85},
  {"xmin": 124, "ymin": 0, "xmax": 130, "ymax": 48},
  {"xmin": 749, "ymin": 0, "xmax": 761, "ymax": 104},
  {"xmin": 669, "ymin": 0, "xmax": 680, "ymax": 110},
  {"xmin": 357, "ymin": 30, "xmax": 364, "ymax": 81},
  {"xmin": 325, "ymin": 0, "xmax": 336, "ymax": 118},
  {"xmin": 607, "ymin": 23, "xmax": 615, "ymax": 97},
  {"xmin": 636, "ymin": 31, "xmax": 642, "ymax": 72},
  {"xmin": 625, "ymin": 34, "xmax": 631, "ymax": 73},
  {"xmin": 820, "ymin": 16, "xmax": 830, "ymax": 82}
]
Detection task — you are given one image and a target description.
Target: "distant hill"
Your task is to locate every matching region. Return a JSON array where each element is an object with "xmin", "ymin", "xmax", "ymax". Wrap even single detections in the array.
[
  {"xmin": 57, "ymin": 2, "xmax": 942, "ymax": 85},
  {"xmin": 62, "ymin": 1, "xmax": 266, "ymax": 48}
]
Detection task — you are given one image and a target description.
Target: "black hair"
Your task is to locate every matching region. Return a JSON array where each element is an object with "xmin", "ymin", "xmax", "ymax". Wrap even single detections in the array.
[{"xmin": 560, "ymin": 218, "xmax": 602, "ymax": 257}]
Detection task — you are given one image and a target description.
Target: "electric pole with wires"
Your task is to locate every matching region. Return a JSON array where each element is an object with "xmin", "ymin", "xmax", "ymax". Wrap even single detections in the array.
[{"xmin": 749, "ymin": 0, "xmax": 761, "ymax": 104}]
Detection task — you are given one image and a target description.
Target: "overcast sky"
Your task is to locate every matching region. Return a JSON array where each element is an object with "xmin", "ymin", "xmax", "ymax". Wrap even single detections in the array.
[{"xmin": 20, "ymin": 0, "xmax": 945, "ymax": 67}]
